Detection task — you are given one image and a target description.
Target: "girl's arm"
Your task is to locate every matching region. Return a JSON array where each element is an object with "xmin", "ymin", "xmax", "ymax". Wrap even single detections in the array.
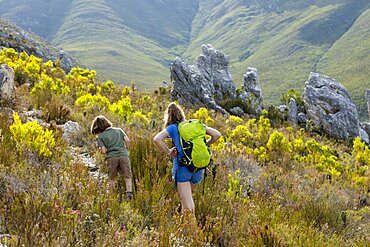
[
  {"xmin": 205, "ymin": 126, "xmax": 221, "ymax": 146},
  {"xmin": 153, "ymin": 130, "xmax": 177, "ymax": 157}
]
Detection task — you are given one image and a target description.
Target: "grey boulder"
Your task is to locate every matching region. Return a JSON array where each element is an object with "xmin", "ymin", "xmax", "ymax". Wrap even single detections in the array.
[
  {"xmin": 302, "ymin": 72, "xmax": 359, "ymax": 140},
  {"xmin": 0, "ymin": 64, "xmax": 15, "ymax": 104}
]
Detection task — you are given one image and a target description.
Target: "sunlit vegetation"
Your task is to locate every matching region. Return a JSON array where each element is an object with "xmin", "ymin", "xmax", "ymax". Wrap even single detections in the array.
[{"xmin": 0, "ymin": 48, "xmax": 369, "ymax": 246}]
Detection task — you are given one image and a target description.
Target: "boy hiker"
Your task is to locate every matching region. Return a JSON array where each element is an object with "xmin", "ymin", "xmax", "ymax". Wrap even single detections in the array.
[{"xmin": 91, "ymin": 115, "xmax": 133, "ymax": 200}]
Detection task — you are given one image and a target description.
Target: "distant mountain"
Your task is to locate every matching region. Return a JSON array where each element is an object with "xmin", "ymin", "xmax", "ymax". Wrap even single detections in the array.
[{"xmin": 0, "ymin": 0, "xmax": 369, "ymax": 118}]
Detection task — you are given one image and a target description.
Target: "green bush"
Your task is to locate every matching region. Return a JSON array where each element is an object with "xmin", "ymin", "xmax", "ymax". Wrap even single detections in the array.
[{"xmin": 280, "ymin": 88, "xmax": 304, "ymax": 107}]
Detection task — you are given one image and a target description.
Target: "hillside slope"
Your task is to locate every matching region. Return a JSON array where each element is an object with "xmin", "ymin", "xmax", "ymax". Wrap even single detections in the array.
[
  {"xmin": 0, "ymin": 0, "xmax": 198, "ymax": 88},
  {"xmin": 0, "ymin": 18, "xmax": 78, "ymax": 73},
  {"xmin": 317, "ymin": 7, "xmax": 370, "ymax": 118},
  {"xmin": 186, "ymin": 0, "xmax": 370, "ymax": 118},
  {"xmin": 0, "ymin": 0, "xmax": 369, "ymax": 117},
  {"xmin": 51, "ymin": 0, "xmax": 178, "ymax": 88},
  {"xmin": 0, "ymin": 0, "xmax": 72, "ymax": 40}
]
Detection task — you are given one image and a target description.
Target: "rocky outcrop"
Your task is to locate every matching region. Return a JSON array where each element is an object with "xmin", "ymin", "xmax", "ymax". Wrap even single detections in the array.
[
  {"xmin": 196, "ymin": 44, "xmax": 237, "ymax": 101},
  {"xmin": 59, "ymin": 121, "xmax": 83, "ymax": 146},
  {"xmin": 359, "ymin": 128, "xmax": 369, "ymax": 144},
  {"xmin": 170, "ymin": 44, "xmax": 234, "ymax": 114},
  {"xmin": 170, "ymin": 44, "xmax": 263, "ymax": 116},
  {"xmin": 361, "ymin": 122, "xmax": 370, "ymax": 135},
  {"xmin": 0, "ymin": 64, "xmax": 15, "ymax": 104},
  {"xmin": 239, "ymin": 67, "xmax": 263, "ymax": 115},
  {"xmin": 298, "ymin": 112, "xmax": 307, "ymax": 124},
  {"xmin": 365, "ymin": 89, "xmax": 370, "ymax": 119},
  {"xmin": 0, "ymin": 18, "xmax": 78, "ymax": 73},
  {"xmin": 19, "ymin": 110, "xmax": 43, "ymax": 124},
  {"xmin": 303, "ymin": 72, "xmax": 360, "ymax": 140},
  {"xmin": 288, "ymin": 98, "xmax": 298, "ymax": 126}
]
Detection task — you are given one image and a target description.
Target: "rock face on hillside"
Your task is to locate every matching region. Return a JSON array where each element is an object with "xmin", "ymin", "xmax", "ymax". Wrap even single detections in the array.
[
  {"xmin": 365, "ymin": 89, "xmax": 370, "ymax": 119},
  {"xmin": 287, "ymin": 98, "xmax": 298, "ymax": 125},
  {"xmin": 170, "ymin": 44, "xmax": 263, "ymax": 115},
  {"xmin": 60, "ymin": 121, "xmax": 83, "ymax": 146},
  {"xmin": 170, "ymin": 44, "xmax": 234, "ymax": 114},
  {"xmin": 239, "ymin": 67, "xmax": 263, "ymax": 115},
  {"xmin": 303, "ymin": 73, "xmax": 360, "ymax": 140},
  {"xmin": 0, "ymin": 64, "xmax": 15, "ymax": 104},
  {"xmin": 0, "ymin": 18, "xmax": 78, "ymax": 73}
]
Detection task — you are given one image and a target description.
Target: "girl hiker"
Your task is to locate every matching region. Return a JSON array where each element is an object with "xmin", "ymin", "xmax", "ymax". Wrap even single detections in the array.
[
  {"xmin": 153, "ymin": 102, "xmax": 221, "ymax": 212},
  {"xmin": 91, "ymin": 115, "xmax": 133, "ymax": 199}
]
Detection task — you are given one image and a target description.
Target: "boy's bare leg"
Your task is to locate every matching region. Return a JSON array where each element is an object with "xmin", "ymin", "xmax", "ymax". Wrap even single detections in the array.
[{"xmin": 124, "ymin": 178, "xmax": 132, "ymax": 192}]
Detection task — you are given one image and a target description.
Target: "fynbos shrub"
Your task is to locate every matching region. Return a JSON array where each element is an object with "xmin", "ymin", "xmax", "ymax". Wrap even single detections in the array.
[{"xmin": 10, "ymin": 112, "xmax": 56, "ymax": 157}]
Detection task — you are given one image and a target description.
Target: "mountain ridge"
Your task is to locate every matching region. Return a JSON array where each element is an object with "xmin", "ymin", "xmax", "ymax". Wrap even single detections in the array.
[
  {"xmin": 0, "ymin": 18, "xmax": 78, "ymax": 73},
  {"xmin": 0, "ymin": 0, "xmax": 369, "ymax": 118}
]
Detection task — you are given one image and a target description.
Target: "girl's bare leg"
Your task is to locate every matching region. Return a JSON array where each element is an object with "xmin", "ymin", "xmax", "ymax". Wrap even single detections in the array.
[{"xmin": 177, "ymin": 182, "xmax": 195, "ymax": 212}]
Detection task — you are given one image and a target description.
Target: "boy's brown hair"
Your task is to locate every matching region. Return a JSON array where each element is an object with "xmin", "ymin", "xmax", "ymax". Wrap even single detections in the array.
[
  {"xmin": 164, "ymin": 102, "xmax": 186, "ymax": 127},
  {"xmin": 91, "ymin": 115, "xmax": 112, "ymax": 135}
]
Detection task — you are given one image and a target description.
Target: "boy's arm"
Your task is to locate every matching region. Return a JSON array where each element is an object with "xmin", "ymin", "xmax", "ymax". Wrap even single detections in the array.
[
  {"xmin": 97, "ymin": 136, "xmax": 107, "ymax": 154},
  {"xmin": 123, "ymin": 135, "xmax": 130, "ymax": 148}
]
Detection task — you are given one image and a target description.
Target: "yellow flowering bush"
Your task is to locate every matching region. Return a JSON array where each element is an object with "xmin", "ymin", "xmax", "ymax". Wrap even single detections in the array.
[
  {"xmin": 229, "ymin": 125, "xmax": 253, "ymax": 147},
  {"xmin": 293, "ymin": 138, "xmax": 305, "ymax": 153},
  {"xmin": 305, "ymin": 139, "xmax": 323, "ymax": 164},
  {"xmin": 109, "ymin": 96, "xmax": 133, "ymax": 119},
  {"xmin": 254, "ymin": 146, "xmax": 268, "ymax": 163},
  {"xmin": 0, "ymin": 47, "xmax": 18, "ymax": 63},
  {"xmin": 350, "ymin": 137, "xmax": 370, "ymax": 189},
  {"xmin": 266, "ymin": 130, "xmax": 292, "ymax": 159},
  {"xmin": 10, "ymin": 112, "xmax": 56, "ymax": 157},
  {"xmin": 75, "ymin": 94, "xmax": 110, "ymax": 110},
  {"xmin": 246, "ymin": 118, "xmax": 258, "ymax": 134},
  {"xmin": 227, "ymin": 115, "xmax": 244, "ymax": 128},
  {"xmin": 122, "ymin": 86, "xmax": 131, "ymax": 97},
  {"xmin": 226, "ymin": 169, "xmax": 243, "ymax": 200},
  {"xmin": 212, "ymin": 136, "xmax": 225, "ymax": 151},
  {"xmin": 0, "ymin": 48, "xmax": 43, "ymax": 84},
  {"xmin": 193, "ymin": 107, "xmax": 208, "ymax": 120},
  {"xmin": 256, "ymin": 115, "xmax": 271, "ymax": 145},
  {"xmin": 129, "ymin": 111, "xmax": 150, "ymax": 127},
  {"xmin": 352, "ymin": 137, "xmax": 370, "ymax": 167},
  {"xmin": 305, "ymin": 139, "xmax": 343, "ymax": 178},
  {"xmin": 66, "ymin": 67, "xmax": 96, "ymax": 87},
  {"xmin": 101, "ymin": 80, "xmax": 116, "ymax": 93},
  {"xmin": 316, "ymin": 155, "xmax": 343, "ymax": 179},
  {"xmin": 31, "ymin": 74, "xmax": 71, "ymax": 96}
]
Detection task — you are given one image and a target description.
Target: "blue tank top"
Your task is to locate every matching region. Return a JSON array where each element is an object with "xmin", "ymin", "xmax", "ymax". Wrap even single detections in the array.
[{"xmin": 165, "ymin": 123, "xmax": 184, "ymax": 160}]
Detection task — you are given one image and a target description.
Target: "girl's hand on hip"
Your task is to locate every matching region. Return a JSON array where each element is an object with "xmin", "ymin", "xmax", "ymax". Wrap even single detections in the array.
[{"xmin": 168, "ymin": 147, "xmax": 177, "ymax": 158}]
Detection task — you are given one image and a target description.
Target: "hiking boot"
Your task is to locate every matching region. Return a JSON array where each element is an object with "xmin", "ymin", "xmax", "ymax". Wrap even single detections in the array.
[{"xmin": 126, "ymin": 191, "xmax": 133, "ymax": 200}]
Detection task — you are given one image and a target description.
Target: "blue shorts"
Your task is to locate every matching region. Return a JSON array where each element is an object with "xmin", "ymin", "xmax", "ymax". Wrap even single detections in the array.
[{"xmin": 172, "ymin": 157, "xmax": 204, "ymax": 184}]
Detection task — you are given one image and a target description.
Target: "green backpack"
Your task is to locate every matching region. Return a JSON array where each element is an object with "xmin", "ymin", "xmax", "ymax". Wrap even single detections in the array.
[{"xmin": 178, "ymin": 119, "xmax": 211, "ymax": 171}]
